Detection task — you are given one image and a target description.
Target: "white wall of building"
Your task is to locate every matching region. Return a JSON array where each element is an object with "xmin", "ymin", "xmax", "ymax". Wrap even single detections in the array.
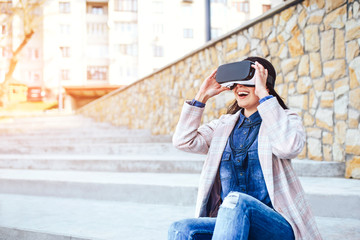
[{"xmin": 5, "ymin": 0, "xmax": 274, "ymax": 92}]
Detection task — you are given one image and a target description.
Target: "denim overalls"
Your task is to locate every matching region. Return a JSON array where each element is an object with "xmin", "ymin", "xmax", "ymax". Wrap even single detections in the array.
[{"xmin": 219, "ymin": 110, "xmax": 272, "ymax": 208}]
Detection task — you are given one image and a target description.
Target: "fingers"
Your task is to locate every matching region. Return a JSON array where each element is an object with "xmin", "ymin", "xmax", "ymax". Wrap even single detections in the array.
[
  {"xmin": 209, "ymin": 69, "xmax": 217, "ymax": 79},
  {"xmin": 220, "ymin": 86, "xmax": 231, "ymax": 92},
  {"xmin": 251, "ymin": 61, "xmax": 267, "ymax": 80}
]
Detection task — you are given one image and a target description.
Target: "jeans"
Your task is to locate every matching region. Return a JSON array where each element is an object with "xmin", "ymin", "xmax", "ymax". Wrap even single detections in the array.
[{"xmin": 168, "ymin": 192, "xmax": 295, "ymax": 240}]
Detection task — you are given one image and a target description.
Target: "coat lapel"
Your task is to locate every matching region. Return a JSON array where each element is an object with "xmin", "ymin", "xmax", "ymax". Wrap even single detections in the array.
[{"xmin": 198, "ymin": 111, "xmax": 240, "ymax": 216}]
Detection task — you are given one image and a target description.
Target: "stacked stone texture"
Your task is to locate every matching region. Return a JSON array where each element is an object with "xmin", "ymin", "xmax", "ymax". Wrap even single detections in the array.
[{"xmin": 79, "ymin": 0, "xmax": 360, "ymax": 179}]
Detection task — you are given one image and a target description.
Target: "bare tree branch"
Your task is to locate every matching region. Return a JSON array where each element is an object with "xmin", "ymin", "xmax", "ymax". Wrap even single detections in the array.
[{"xmin": 0, "ymin": 0, "xmax": 47, "ymax": 106}]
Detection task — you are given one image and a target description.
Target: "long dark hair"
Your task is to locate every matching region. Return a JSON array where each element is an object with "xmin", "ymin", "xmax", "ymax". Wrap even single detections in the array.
[{"xmin": 227, "ymin": 83, "xmax": 288, "ymax": 114}]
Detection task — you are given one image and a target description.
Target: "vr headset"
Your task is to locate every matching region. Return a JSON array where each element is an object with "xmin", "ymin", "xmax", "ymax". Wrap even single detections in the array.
[{"xmin": 216, "ymin": 60, "xmax": 274, "ymax": 89}]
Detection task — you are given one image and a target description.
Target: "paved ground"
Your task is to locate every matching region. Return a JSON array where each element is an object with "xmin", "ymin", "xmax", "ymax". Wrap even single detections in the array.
[
  {"xmin": 0, "ymin": 194, "xmax": 360, "ymax": 240},
  {"xmin": 0, "ymin": 194, "xmax": 193, "ymax": 240}
]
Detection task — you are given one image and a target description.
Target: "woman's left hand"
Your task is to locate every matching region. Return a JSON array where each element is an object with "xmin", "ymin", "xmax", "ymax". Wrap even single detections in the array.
[{"xmin": 252, "ymin": 61, "xmax": 269, "ymax": 99}]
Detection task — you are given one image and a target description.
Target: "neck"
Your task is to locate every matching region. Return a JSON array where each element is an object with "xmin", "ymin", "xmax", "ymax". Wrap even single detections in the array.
[{"xmin": 244, "ymin": 108, "xmax": 258, "ymax": 118}]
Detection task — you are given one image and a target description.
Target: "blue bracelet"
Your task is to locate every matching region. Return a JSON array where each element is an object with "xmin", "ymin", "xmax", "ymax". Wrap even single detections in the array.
[
  {"xmin": 259, "ymin": 95, "xmax": 274, "ymax": 104},
  {"xmin": 190, "ymin": 99, "xmax": 206, "ymax": 108}
]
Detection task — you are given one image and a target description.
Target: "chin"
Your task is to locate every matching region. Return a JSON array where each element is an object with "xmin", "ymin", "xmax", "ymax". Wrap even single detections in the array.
[{"xmin": 235, "ymin": 100, "xmax": 247, "ymax": 109}]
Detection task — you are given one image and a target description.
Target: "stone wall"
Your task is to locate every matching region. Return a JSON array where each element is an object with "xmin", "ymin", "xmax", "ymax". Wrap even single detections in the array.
[{"xmin": 79, "ymin": 0, "xmax": 360, "ymax": 179}]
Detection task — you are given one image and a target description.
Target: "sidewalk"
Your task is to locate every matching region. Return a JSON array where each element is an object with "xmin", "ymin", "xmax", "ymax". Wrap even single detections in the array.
[{"xmin": 0, "ymin": 194, "xmax": 359, "ymax": 240}]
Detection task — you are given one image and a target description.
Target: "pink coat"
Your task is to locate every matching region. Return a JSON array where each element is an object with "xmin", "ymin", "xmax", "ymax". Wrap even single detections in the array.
[{"xmin": 173, "ymin": 97, "xmax": 322, "ymax": 240}]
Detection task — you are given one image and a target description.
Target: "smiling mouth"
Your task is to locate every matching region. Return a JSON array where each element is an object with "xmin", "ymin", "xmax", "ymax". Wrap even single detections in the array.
[{"xmin": 237, "ymin": 91, "xmax": 249, "ymax": 97}]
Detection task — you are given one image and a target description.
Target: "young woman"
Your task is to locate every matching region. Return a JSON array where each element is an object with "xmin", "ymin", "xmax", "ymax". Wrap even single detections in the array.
[{"xmin": 168, "ymin": 57, "xmax": 322, "ymax": 240}]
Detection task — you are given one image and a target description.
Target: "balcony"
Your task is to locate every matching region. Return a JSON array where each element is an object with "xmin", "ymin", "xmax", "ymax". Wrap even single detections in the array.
[{"xmin": 86, "ymin": 2, "xmax": 108, "ymax": 23}]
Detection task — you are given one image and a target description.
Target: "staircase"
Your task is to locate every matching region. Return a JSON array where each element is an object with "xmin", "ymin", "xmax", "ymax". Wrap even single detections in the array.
[{"xmin": 0, "ymin": 114, "xmax": 359, "ymax": 240}]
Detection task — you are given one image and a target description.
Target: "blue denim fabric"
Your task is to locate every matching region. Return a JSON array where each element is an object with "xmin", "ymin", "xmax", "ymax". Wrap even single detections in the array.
[
  {"xmin": 219, "ymin": 111, "xmax": 271, "ymax": 208},
  {"xmin": 212, "ymin": 192, "xmax": 295, "ymax": 240},
  {"xmin": 168, "ymin": 192, "xmax": 294, "ymax": 240},
  {"xmin": 168, "ymin": 217, "xmax": 216, "ymax": 240}
]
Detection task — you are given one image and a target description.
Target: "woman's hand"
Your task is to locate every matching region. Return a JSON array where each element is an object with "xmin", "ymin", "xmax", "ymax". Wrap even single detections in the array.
[
  {"xmin": 194, "ymin": 69, "xmax": 230, "ymax": 103},
  {"xmin": 252, "ymin": 61, "xmax": 270, "ymax": 99}
]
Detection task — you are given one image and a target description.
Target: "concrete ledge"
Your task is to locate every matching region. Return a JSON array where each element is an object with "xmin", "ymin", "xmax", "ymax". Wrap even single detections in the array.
[{"xmin": 292, "ymin": 159, "xmax": 346, "ymax": 177}]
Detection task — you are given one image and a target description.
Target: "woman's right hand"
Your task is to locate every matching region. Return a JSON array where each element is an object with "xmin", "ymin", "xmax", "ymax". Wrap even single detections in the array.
[{"xmin": 194, "ymin": 69, "xmax": 230, "ymax": 104}]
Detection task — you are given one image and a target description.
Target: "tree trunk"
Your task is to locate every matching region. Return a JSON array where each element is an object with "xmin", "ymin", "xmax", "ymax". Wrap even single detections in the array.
[{"xmin": 0, "ymin": 29, "xmax": 34, "ymax": 107}]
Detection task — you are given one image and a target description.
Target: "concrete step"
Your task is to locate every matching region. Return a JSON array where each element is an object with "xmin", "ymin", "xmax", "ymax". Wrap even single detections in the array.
[
  {"xmin": 0, "ymin": 154, "xmax": 345, "ymax": 177},
  {"xmin": 300, "ymin": 177, "xmax": 360, "ymax": 219},
  {"xmin": 0, "ymin": 143, "xmax": 181, "ymax": 155},
  {"xmin": 0, "ymin": 154, "xmax": 204, "ymax": 173},
  {"xmin": 0, "ymin": 120, "xmax": 117, "ymax": 132},
  {"xmin": 0, "ymin": 115, "xmax": 90, "ymax": 124},
  {"xmin": 291, "ymin": 158, "xmax": 345, "ymax": 177},
  {"xmin": 0, "ymin": 169, "xmax": 358, "ymax": 219},
  {"xmin": 0, "ymin": 115, "xmax": 145, "ymax": 136},
  {"xmin": 0, "ymin": 194, "xmax": 359, "ymax": 240},
  {"xmin": 0, "ymin": 133, "xmax": 170, "ymax": 144},
  {"xmin": 2, "ymin": 135, "xmax": 172, "ymax": 144},
  {"xmin": 0, "ymin": 169, "xmax": 199, "ymax": 205},
  {"xmin": 0, "ymin": 126, "xmax": 149, "ymax": 136}
]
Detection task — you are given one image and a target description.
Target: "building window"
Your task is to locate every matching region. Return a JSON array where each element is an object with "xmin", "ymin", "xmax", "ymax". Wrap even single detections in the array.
[
  {"xmin": 87, "ymin": 3, "xmax": 107, "ymax": 15},
  {"xmin": 60, "ymin": 69, "xmax": 70, "ymax": 80},
  {"xmin": 60, "ymin": 24, "xmax": 71, "ymax": 35},
  {"xmin": 183, "ymin": 28, "xmax": 193, "ymax": 38},
  {"xmin": 211, "ymin": 28, "xmax": 222, "ymax": 38},
  {"xmin": 28, "ymin": 48, "xmax": 39, "ymax": 60},
  {"xmin": 119, "ymin": 66, "xmax": 137, "ymax": 78},
  {"xmin": 262, "ymin": 4, "xmax": 271, "ymax": 13},
  {"xmin": 59, "ymin": 2, "xmax": 71, "ymax": 13},
  {"xmin": 0, "ymin": 1, "xmax": 12, "ymax": 14},
  {"xmin": 117, "ymin": 44, "xmax": 137, "ymax": 56},
  {"xmin": 87, "ymin": 23, "xmax": 108, "ymax": 36},
  {"xmin": 153, "ymin": 45, "xmax": 163, "ymax": 57},
  {"xmin": 114, "ymin": 22, "xmax": 137, "ymax": 36},
  {"xmin": 27, "ymin": 71, "xmax": 41, "ymax": 84},
  {"xmin": 233, "ymin": 1, "xmax": 249, "ymax": 13},
  {"xmin": 114, "ymin": 0, "xmax": 137, "ymax": 12},
  {"xmin": 90, "ymin": 6, "xmax": 104, "ymax": 15},
  {"xmin": 87, "ymin": 66, "xmax": 108, "ymax": 81},
  {"xmin": 60, "ymin": 47, "xmax": 71, "ymax": 58},
  {"xmin": 0, "ymin": 47, "xmax": 11, "ymax": 58}
]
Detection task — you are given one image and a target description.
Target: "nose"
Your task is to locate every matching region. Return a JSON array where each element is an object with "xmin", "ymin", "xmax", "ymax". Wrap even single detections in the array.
[
  {"xmin": 230, "ymin": 84, "xmax": 238, "ymax": 90},
  {"xmin": 232, "ymin": 84, "xmax": 247, "ymax": 90}
]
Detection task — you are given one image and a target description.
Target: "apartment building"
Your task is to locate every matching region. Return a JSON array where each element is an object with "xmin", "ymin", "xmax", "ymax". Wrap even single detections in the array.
[{"xmin": 1, "ymin": 0, "xmax": 273, "ymax": 101}]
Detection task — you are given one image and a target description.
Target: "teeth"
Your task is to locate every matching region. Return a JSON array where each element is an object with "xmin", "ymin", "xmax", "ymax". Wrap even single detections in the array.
[{"xmin": 237, "ymin": 92, "xmax": 249, "ymax": 95}]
